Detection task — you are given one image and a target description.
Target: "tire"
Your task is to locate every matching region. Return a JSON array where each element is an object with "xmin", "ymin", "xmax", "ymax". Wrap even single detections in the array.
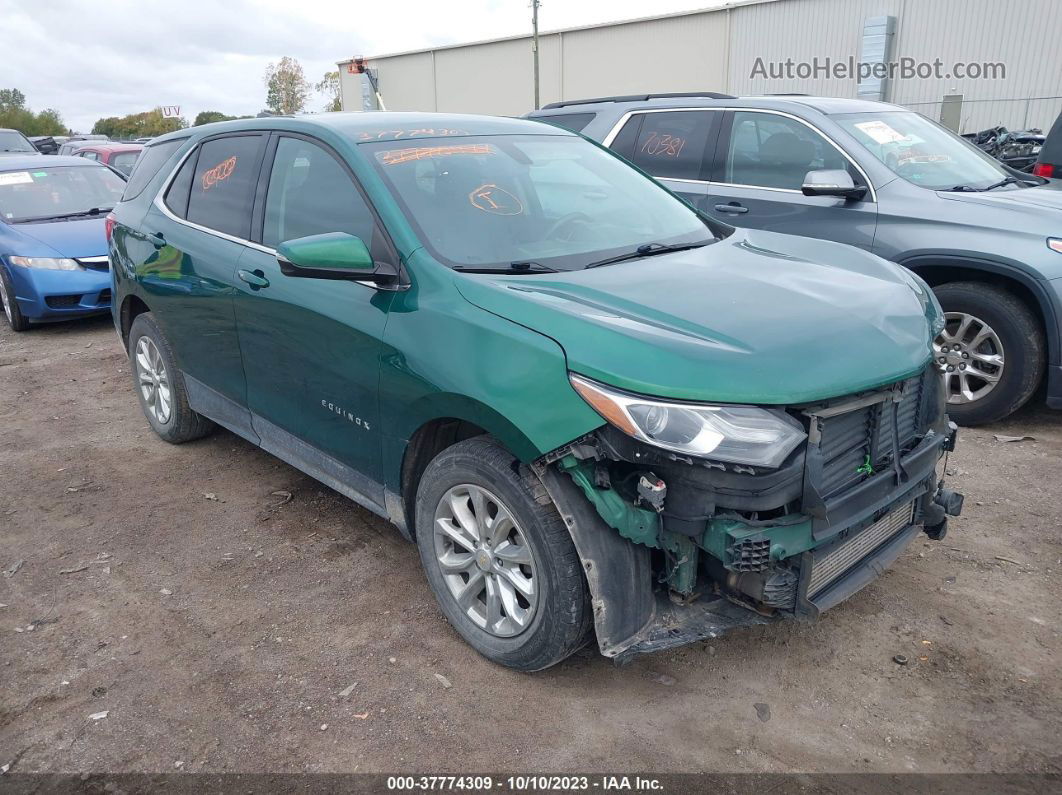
[
  {"xmin": 127, "ymin": 312, "xmax": 215, "ymax": 444},
  {"xmin": 415, "ymin": 436, "xmax": 592, "ymax": 671},
  {"xmin": 932, "ymin": 281, "xmax": 1044, "ymax": 425},
  {"xmin": 0, "ymin": 267, "xmax": 30, "ymax": 332}
]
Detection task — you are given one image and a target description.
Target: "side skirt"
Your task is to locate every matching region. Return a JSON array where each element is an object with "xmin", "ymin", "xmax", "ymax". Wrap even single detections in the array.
[{"xmin": 183, "ymin": 373, "xmax": 408, "ymax": 533}]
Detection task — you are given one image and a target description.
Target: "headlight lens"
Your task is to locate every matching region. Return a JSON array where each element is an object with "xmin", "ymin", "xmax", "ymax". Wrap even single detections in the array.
[
  {"xmin": 569, "ymin": 374, "xmax": 807, "ymax": 468},
  {"xmin": 8, "ymin": 256, "xmax": 81, "ymax": 271},
  {"xmin": 1048, "ymin": 238, "xmax": 1062, "ymax": 254}
]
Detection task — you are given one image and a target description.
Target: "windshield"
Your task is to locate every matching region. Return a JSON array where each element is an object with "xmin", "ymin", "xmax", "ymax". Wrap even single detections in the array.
[
  {"xmin": 364, "ymin": 134, "xmax": 711, "ymax": 271},
  {"xmin": 0, "ymin": 131, "xmax": 36, "ymax": 153},
  {"xmin": 835, "ymin": 111, "xmax": 1013, "ymax": 191},
  {"xmin": 0, "ymin": 165, "xmax": 126, "ymax": 222}
]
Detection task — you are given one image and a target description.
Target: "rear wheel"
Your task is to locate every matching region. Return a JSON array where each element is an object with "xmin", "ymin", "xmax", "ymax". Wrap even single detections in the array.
[
  {"xmin": 128, "ymin": 312, "xmax": 215, "ymax": 443},
  {"xmin": 415, "ymin": 436, "xmax": 592, "ymax": 671},
  {"xmin": 932, "ymin": 281, "xmax": 1044, "ymax": 425},
  {"xmin": 0, "ymin": 268, "xmax": 30, "ymax": 332}
]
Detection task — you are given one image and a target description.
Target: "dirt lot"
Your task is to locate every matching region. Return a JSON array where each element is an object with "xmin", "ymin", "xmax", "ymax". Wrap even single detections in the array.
[{"xmin": 1, "ymin": 314, "xmax": 1060, "ymax": 775}]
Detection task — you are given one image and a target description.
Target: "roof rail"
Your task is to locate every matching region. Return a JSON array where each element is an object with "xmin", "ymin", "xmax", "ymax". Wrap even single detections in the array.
[{"xmin": 540, "ymin": 91, "xmax": 735, "ymax": 110}]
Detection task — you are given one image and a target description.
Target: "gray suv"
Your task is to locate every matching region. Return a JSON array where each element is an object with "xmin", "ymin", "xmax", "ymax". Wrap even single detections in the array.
[{"xmin": 528, "ymin": 94, "xmax": 1062, "ymax": 424}]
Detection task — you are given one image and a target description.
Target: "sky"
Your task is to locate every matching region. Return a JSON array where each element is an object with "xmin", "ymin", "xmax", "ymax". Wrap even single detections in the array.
[{"xmin": 2, "ymin": 0, "xmax": 732, "ymax": 134}]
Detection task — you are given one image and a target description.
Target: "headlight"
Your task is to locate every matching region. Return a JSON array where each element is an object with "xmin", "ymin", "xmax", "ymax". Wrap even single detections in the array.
[
  {"xmin": 1048, "ymin": 238, "xmax": 1062, "ymax": 254},
  {"xmin": 569, "ymin": 374, "xmax": 806, "ymax": 468},
  {"xmin": 8, "ymin": 256, "xmax": 81, "ymax": 271}
]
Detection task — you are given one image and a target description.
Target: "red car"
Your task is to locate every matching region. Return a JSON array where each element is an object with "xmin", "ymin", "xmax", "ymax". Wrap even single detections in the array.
[{"xmin": 74, "ymin": 143, "xmax": 143, "ymax": 177}]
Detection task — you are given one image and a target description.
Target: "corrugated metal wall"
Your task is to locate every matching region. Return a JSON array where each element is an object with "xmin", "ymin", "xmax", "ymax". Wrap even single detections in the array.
[{"xmin": 341, "ymin": 0, "xmax": 1062, "ymax": 132}]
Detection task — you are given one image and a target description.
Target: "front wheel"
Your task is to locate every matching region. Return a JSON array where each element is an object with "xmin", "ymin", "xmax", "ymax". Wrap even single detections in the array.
[
  {"xmin": 932, "ymin": 281, "xmax": 1044, "ymax": 425},
  {"xmin": 0, "ymin": 267, "xmax": 30, "ymax": 332},
  {"xmin": 415, "ymin": 437, "xmax": 592, "ymax": 671}
]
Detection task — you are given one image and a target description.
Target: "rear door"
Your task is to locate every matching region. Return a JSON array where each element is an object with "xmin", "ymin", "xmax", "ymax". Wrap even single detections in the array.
[
  {"xmin": 139, "ymin": 132, "xmax": 266, "ymax": 418},
  {"xmin": 605, "ymin": 109, "xmax": 722, "ymax": 213},
  {"xmin": 233, "ymin": 133, "xmax": 398, "ymax": 499},
  {"xmin": 704, "ymin": 110, "xmax": 878, "ymax": 249}
]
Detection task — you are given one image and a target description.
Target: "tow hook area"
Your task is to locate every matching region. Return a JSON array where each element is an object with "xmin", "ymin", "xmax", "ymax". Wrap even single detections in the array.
[{"xmin": 924, "ymin": 487, "xmax": 964, "ymax": 540}]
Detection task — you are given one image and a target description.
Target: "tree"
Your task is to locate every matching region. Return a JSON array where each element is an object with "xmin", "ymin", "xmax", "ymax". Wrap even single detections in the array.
[
  {"xmin": 316, "ymin": 71, "xmax": 341, "ymax": 112},
  {"xmin": 92, "ymin": 108, "xmax": 188, "ymax": 139},
  {"xmin": 265, "ymin": 57, "xmax": 310, "ymax": 115},
  {"xmin": 194, "ymin": 110, "xmax": 236, "ymax": 126},
  {"xmin": 0, "ymin": 88, "xmax": 69, "ymax": 136}
]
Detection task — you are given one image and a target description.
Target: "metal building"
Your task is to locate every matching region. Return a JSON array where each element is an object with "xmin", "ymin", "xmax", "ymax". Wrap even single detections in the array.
[{"xmin": 338, "ymin": 0, "xmax": 1062, "ymax": 133}]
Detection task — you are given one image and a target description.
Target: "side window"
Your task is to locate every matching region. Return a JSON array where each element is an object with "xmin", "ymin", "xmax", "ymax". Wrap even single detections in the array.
[
  {"xmin": 186, "ymin": 135, "xmax": 264, "ymax": 239},
  {"xmin": 164, "ymin": 148, "xmax": 198, "ymax": 218},
  {"xmin": 262, "ymin": 136, "xmax": 376, "ymax": 249},
  {"xmin": 626, "ymin": 111, "xmax": 716, "ymax": 181},
  {"xmin": 80, "ymin": 151, "xmax": 98, "ymax": 161},
  {"xmin": 122, "ymin": 138, "xmax": 187, "ymax": 200},
  {"xmin": 725, "ymin": 111, "xmax": 852, "ymax": 191}
]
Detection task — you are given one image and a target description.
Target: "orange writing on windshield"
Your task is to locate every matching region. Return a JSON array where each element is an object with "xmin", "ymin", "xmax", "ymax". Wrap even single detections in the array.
[
  {"xmin": 469, "ymin": 183, "xmax": 523, "ymax": 216},
  {"xmin": 202, "ymin": 156, "xmax": 237, "ymax": 190},
  {"xmin": 379, "ymin": 144, "xmax": 492, "ymax": 166}
]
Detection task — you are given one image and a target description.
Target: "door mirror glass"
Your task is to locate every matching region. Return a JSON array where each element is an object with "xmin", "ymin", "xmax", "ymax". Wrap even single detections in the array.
[
  {"xmin": 801, "ymin": 169, "xmax": 867, "ymax": 200},
  {"xmin": 276, "ymin": 232, "xmax": 375, "ymax": 279}
]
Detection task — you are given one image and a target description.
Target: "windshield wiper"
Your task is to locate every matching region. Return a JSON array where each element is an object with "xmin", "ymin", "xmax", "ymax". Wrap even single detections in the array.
[
  {"xmin": 18, "ymin": 206, "xmax": 113, "ymax": 223},
  {"xmin": 452, "ymin": 261, "xmax": 559, "ymax": 274},
  {"xmin": 946, "ymin": 176, "xmax": 1023, "ymax": 193},
  {"xmin": 584, "ymin": 241, "xmax": 709, "ymax": 270},
  {"xmin": 981, "ymin": 175, "xmax": 1023, "ymax": 191}
]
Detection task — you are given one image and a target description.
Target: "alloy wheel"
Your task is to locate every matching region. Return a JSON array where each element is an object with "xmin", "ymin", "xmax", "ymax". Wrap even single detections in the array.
[
  {"xmin": 134, "ymin": 336, "xmax": 172, "ymax": 424},
  {"xmin": 433, "ymin": 483, "xmax": 538, "ymax": 637},
  {"xmin": 934, "ymin": 311, "xmax": 1004, "ymax": 404}
]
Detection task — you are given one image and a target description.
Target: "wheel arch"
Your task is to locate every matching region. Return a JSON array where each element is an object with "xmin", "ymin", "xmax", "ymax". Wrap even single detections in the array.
[
  {"xmin": 391, "ymin": 395, "xmax": 557, "ymax": 543},
  {"xmin": 901, "ymin": 254, "xmax": 1058, "ymax": 366},
  {"xmin": 119, "ymin": 293, "xmax": 152, "ymax": 350}
]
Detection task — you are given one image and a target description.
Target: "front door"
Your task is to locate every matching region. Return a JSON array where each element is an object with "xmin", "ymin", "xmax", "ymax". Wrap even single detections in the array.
[
  {"xmin": 233, "ymin": 134, "xmax": 397, "ymax": 498},
  {"xmin": 704, "ymin": 110, "xmax": 878, "ymax": 250}
]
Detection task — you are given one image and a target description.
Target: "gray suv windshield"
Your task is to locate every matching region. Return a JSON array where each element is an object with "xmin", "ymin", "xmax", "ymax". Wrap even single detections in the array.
[{"xmin": 834, "ymin": 111, "xmax": 1011, "ymax": 191}]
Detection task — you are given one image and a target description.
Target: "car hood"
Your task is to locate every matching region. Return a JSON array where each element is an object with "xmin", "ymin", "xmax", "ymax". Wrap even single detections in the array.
[
  {"xmin": 5, "ymin": 216, "xmax": 108, "ymax": 259},
  {"xmin": 454, "ymin": 229, "xmax": 935, "ymax": 405}
]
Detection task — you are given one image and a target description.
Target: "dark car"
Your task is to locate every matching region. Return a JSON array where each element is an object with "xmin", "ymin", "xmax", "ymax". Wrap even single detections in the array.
[
  {"xmin": 530, "ymin": 94, "xmax": 1062, "ymax": 425},
  {"xmin": 1032, "ymin": 111, "xmax": 1062, "ymax": 179},
  {"xmin": 73, "ymin": 143, "xmax": 144, "ymax": 176},
  {"xmin": 28, "ymin": 136, "xmax": 59, "ymax": 155}
]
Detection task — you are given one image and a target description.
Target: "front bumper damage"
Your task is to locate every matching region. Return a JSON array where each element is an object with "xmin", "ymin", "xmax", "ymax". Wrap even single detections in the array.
[{"xmin": 535, "ymin": 367, "xmax": 963, "ymax": 663}]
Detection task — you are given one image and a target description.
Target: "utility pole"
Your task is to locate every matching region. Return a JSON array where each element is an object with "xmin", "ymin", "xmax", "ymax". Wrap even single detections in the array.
[{"xmin": 532, "ymin": 0, "xmax": 541, "ymax": 110}]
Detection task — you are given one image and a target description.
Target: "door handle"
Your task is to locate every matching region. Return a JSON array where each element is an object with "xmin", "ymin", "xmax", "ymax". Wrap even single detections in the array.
[
  {"xmin": 146, "ymin": 231, "xmax": 166, "ymax": 248},
  {"xmin": 237, "ymin": 269, "xmax": 270, "ymax": 289},
  {"xmin": 714, "ymin": 203, "xmax": 749, "ymax": 214}
]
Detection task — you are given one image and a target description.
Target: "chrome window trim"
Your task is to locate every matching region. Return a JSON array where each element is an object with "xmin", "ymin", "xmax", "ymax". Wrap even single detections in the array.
[{"xmin": 602, "ymin": 106, "xmax": 877, "ymax": 202}]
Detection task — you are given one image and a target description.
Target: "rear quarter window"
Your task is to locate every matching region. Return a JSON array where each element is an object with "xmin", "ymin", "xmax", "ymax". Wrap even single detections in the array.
[
  {"xmin": 122, "ymin": 138, "xmax": 187, "ymax": 200},
  {"xmin": 534, "ymin": 113, "xmax": 597, "ymax": 133}
]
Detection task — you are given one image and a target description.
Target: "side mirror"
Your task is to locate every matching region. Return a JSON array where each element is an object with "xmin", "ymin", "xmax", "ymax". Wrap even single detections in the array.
[
  {"xmin": 276, "ymin": 232, "xmax": 392, "ymax": 282},
  {"xmin": 801, "ymin": 169, "xmax": 867, "ymax": 200}
]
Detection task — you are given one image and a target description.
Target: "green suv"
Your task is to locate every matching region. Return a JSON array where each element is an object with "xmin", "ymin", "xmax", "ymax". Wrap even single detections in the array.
[{"xmin": 109, "ymin": 113, "xmax": 963, "ymax": 670}]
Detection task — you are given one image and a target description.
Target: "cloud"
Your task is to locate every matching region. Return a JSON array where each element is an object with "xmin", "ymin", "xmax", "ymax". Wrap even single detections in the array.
[{"xmin": 0, "ymin": 0, "xmax": 722, "ymax": 132}]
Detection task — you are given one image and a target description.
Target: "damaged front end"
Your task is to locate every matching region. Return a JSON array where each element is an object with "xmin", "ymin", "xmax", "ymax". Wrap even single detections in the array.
[{"xmin": 535, "ymin": 365, "xmax": 963, "ymax": 663}]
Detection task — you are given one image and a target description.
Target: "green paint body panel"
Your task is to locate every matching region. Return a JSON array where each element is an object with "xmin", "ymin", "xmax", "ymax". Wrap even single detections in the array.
[{"xmin": 109, "ymin": 112, "xmax": 941, "ymax": 529}]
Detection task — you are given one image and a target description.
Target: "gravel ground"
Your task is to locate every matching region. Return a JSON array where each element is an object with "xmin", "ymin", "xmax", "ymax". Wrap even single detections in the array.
[{"xmin": 1, "ymin": 315, "xmax": 1060, "ymax": 775}]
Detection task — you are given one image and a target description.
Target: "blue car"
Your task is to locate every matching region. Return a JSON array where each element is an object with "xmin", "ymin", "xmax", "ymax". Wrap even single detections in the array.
[{"xmin": 0, "ymin": 155, "xmax": 126, "ymax": 331}]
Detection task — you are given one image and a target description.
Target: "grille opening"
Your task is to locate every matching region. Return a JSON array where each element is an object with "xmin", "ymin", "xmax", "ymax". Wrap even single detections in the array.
[
  {"xmin": 45, "ymin": 294, "xmax": 83, "ymax": 308},
  {"xmin": 98, "ymin": 289, "xmax": 112, "ymax": 305}
]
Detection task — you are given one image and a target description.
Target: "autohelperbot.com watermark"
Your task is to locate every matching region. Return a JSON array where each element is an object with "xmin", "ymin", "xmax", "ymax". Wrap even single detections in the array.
[{"xmin": 750, "ymin": 56, "xmax": 1006, "ymax": 81}]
